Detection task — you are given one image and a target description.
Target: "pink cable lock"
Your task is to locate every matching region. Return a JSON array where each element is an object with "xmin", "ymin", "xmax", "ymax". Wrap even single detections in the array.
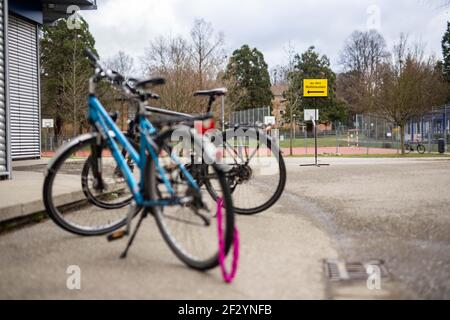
[{"xmin": 217, "ymin": 198, "xmax": 239, "ymax": 283}]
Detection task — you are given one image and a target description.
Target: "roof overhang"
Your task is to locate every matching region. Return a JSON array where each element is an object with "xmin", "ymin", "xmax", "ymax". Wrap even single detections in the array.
[
  {"xmin": 9, "ymin": 0, "xmax": 97, "ymax": 25},
  {"xmin": 42, "ymin": 0, "xmax": 97, "ymax": 24}
]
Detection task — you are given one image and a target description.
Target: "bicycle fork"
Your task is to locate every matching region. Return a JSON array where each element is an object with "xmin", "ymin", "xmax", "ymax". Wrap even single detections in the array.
[{"xmin": 90, "ymin": 135, "xmax": 106, "ymax": 191}]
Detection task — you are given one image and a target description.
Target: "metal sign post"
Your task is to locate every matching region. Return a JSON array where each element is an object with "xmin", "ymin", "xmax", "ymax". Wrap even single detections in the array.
[
  {"xmin": 300, "ymin": 80, "xmax": 330, "ymax": 168},
  {"xmin": 42, "ymin": 119, "xmax": 54, "ymax": 153},
  {"xmin": 221, "ymin": 96, "xmax": 225, "ymax": 132}
]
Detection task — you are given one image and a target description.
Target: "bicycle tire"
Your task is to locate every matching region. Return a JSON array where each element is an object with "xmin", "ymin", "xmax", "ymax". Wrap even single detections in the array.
[
  {"xmin": 148, "ymin": 127, "xmax": 235, "ymax": 271},
  {"xmin": 43, "ymin": 134, "xmax": 140, "ymax": 236},
  {"xmin": 205, "ymin": 128, "xmax": 286, "ymax": 215},
  {"xmin": 417, "ymin": 144, "xmax": 426, "ymax": 155},
  {"xmin": 81, "ymin": 136, "xmax": 138, "ymax": 210}
]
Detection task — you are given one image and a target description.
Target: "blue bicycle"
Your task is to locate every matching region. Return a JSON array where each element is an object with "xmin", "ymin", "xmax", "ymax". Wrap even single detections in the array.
[{"xmin": 43, "ymin": 50, "xmax": 235, "ymax": 270}]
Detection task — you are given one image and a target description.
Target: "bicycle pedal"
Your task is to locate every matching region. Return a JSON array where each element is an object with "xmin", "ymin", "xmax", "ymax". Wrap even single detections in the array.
[{"xmin": 107, "ymin": 230, "xmax": 127, "ymax": 242}]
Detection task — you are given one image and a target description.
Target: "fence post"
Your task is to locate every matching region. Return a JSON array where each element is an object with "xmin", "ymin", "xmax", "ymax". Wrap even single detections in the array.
[
  {"xmin": 221, "ymin": 96, "xmax": 225, "ymax": 132},
  {"xmin": 431, "ymin": 111, "xmax": 434, "ymax": 153},
  {"xmin": 444, "ymin": 106, "xmax": 447, "ymax": 153},
  {"xmin": 375, "ymin": 118, "xmax": 378, "ymax": 143},
  {"xmin": 335, "ymin": 121, "xmax": 339, "ymax": 155},
  {"xmin": 428, "ymin": 131, "xmax": 432, "ymax": 154},
  {"xmin": 44, "ymin": 129, "xmax": 47, "ymax": 153},
  {"xmin": 366, "ymin": 129, "xmax": 369, "ymax": 155}
]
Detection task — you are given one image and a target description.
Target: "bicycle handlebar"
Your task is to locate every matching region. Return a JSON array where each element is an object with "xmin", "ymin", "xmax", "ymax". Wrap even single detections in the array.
[
  {"xmin": 84, "ymin": 48, "xmax": 99, "ymax": 66},
  {"xmin": 84, "ymin": 48, "xmax": 139, "ymax": 97},
  {"xmin": 147, "ymin": 113, "xmax": 214, "ymax": 126},
  {"xmin": 84, "ymin": 48, "xmax": 164, "ymax": 101}
]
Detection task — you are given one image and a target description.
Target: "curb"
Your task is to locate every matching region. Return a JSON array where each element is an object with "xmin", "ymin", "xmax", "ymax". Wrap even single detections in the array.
[{"xmin": 0, "ymin": 190, "xmax": 86, "ymax": 224}]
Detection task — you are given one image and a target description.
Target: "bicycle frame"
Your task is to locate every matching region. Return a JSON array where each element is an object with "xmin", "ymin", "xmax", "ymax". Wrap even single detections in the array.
[{"xmin": 87, "ymin": 94, "xmax": 200, "ymax": 207}]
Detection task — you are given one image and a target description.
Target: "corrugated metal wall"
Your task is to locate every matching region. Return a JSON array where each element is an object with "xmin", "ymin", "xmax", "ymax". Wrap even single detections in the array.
[
  {"xmin": 0, "ymin": 0, "xmax": 8, "ymax": 176},
  {"xmin": 8, "ymin": 14, "xmax": 40, "ymax": 159}
]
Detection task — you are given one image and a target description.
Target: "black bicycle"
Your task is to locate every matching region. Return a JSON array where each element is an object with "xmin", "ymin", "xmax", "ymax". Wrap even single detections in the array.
[
  {"xmin": 405, "ymin": 141, "xmax": 426, "ymax": 154},
  {"xmin": 82, "ymin": 87, "xmax": 286, "ymax": 216}
]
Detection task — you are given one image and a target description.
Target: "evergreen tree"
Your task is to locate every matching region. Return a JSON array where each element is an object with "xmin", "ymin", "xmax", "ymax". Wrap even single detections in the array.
[
  {"xmin": 284, "ymin": 46, "xmax": 347, "ymax": 124},
  {"xmin": 40, "ymin": 18, "xmax": 97, "ymax": 137},
  {"xmin": 224, "ymin": 45, "xmax": 273, "ymax": 111},
  {"xmin": 442, "ymin": 22, "xmax": 450, "ymax": 83}
]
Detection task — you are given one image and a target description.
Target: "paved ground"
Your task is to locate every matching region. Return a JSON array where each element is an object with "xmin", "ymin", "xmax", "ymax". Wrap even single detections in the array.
[
  {"xmin": 0, "ymin": 188, "xmax": 337, "ymax": 299},
  {"xmin": 290, "ymin": 157, "xmax": 450, "ymax": 299},
  {"xmin": 1, "ymin": 157, "xmax": 450, "ymax": 299},
  {"xmin": 0, "ymin": 160, "xmax": 86, "ymax": 222}
]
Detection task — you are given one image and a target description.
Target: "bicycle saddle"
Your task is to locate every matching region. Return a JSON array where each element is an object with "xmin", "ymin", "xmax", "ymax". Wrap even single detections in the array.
[
  {"xmin": 194, "ymin": 88, "xmax": 227, "ymax": 97},
  {"xmin": 131, "ymin": 77, "xmax": 166, "ymax": 91}
]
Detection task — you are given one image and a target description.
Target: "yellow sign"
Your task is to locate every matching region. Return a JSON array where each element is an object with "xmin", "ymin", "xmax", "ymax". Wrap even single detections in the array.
[{"xmin": 303, "ymin": 79, "xmax": 328, "ymax": 97}]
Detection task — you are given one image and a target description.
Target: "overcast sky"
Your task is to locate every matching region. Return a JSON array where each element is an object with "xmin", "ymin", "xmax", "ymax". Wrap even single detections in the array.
[{"xmin": 82, "ymin": 0, "xmax": 450, "ymax": 73}]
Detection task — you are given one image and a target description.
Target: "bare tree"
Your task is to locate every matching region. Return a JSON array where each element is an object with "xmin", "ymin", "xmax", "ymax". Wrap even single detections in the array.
[
  {"xmin": 141, "ymin": 35, "xmax": 206, "ymax": 113},
  {"xmin": 106, "ymin": 51, "xmax": 135, "ymax": 78},
  {"xmin": 270, "ymin": 66, "xmax": 285, "ymax": 86},
  {"xmin": 337, "ymin": 30, "xmax": 390, "ymax": 115},
  {"xmin": 375, "ymin": 38, "xmax": 447, "ymax": 154},
  {"xmin": 339, "ymin": 30, "xmax": 390, "ymax": 75},
  {"xmin": 336, "ymin": 70, "xmax": 374, "ymax": 114},
  {"xmin": 103, "ymin": 51, "xmax": 137, "ymax": 129},
  {"xmin": 190, "ymin": 18, "xmax": 225, "ymax": 87},
  {"xmin": 140, "ymin": 19, "xmax": 227, "ymax": 114},
  {"xmin": 59, "ymin": 30, "xmax": 90, "ymax": 137}
]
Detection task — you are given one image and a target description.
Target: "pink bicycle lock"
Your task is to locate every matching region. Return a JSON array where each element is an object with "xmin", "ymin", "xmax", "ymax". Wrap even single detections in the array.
[{"xmin": 217, "ymin": 198, "xmax": 239, "ymax": 283}]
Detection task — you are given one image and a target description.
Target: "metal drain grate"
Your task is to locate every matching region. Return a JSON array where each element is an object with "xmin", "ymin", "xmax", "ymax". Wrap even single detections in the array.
[{"xmin": 324, "ymin": 259, "xmax": 389, "ymax": 282}]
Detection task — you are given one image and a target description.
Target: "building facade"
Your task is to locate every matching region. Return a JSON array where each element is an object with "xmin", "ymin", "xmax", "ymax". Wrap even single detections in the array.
[
  {"xmin": 0, "ymin": 0, "xmax": 96, "ymax": 180},
  {"xmin": 0, "ymin": 1, "xmax": 8, "ymax": 177},
  {"xmin": 406, "ymin": 106, "xmax": 450, "ymax": 143}
]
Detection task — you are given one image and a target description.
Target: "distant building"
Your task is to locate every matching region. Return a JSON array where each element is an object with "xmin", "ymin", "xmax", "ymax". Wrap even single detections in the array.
[
  {"xmin": 406, "ymin": 106, "xmax": 450, "ymax": 142},
  {"xmin": 271, "ymin": 85, "xmax": 287, "ymax": 128},
  {"xmin": 270, "ymin": 85, "xmax": 335, "ymax": 135},
  {"xmin": 0, "ymin": 0, "xmax": 97, "ymax": 180}
]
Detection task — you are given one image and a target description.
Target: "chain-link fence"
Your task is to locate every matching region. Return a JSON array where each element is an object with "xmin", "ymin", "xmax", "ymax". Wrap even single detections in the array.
[
  {"xmin": 229, "ymin": 107, "xmax": 272, "ymax": 126},
  {"xmin": 41, "ymin": 110, "xmax": 450, "ymax": 156},
  {"xmin": 405, "ymin": 105, "xmax": 450, "ymax": 153},
  {"xmin": 41, "ymin": 131, "xmax": 76, "ymax": 155},
  {"xmin": 278, "ymin": 113, "xmax": 449, "ymax": 155}
]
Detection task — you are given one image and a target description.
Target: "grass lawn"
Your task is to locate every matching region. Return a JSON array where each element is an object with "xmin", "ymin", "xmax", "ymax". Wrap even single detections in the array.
[
  {"xmin": 279, "ymin": 136, "xmax": 345, "ymax": 148},
  {"xmin": 278, "ymin": 136, "xmax": 448, "ymax": 153},
  {"xmin": 285, "ymin": 153, "xmax": 450, "ymax": 159}
]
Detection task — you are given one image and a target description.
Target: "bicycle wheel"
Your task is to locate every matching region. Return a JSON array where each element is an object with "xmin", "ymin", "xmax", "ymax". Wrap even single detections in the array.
[
  {"xmin": 148, "ymin": 126, "xmax": 235, "ymax": 271},
  {"xmin": 404, "ymin": 144, "xmax": 412, "ymax": 154},
  {"xmin": 81, "ymin": 136, "xmax": 138, "ymax": 210},
  {"xmin": 205, "ymin": 128, "xmax": 286, "ymax": 215},
  {"xmin": 43, "ymin": 134, "xmax": 140, "ymax": 236},
  {"xmin": 417, "ymin": 144, "xmax": 426, "ymax": 155}
]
